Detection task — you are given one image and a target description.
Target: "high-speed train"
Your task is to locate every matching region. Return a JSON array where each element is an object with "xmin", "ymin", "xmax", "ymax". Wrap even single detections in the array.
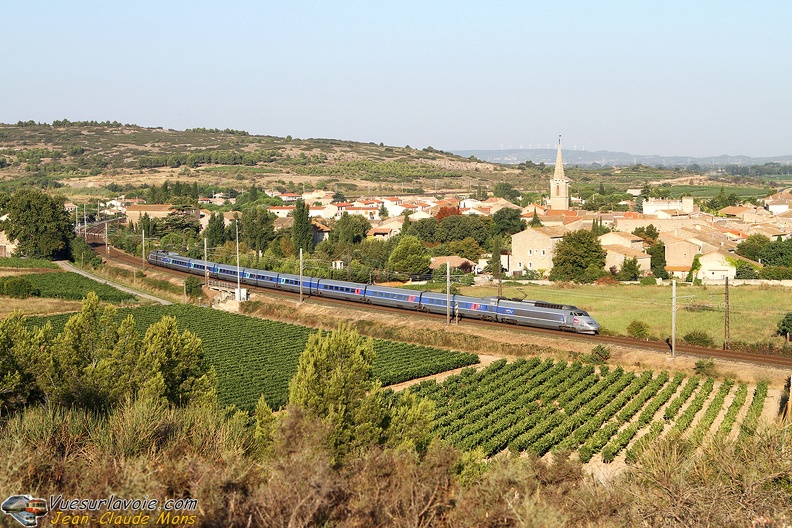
[{"xmin": 147, "ymin": 250, "xmax": 601, "ymax": 334}]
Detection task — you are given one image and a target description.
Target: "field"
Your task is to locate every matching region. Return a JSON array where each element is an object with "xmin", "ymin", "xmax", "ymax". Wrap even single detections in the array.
[
  {"xmin": 461, "ymin": 282, "xmax": 792, "ymax": 346},
  {"xmin": 412, "ymin": 358, "xmax": 768, "ymax": 461},
  {"xmin": 29, "ymin": 304, "xmax": 479, "ymax": 410},
  {"xmin": 13, "ymin": 271, "xmax": 137, "ymax": 303}
]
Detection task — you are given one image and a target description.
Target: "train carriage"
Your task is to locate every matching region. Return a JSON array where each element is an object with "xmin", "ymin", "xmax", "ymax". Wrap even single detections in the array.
[
  {"xmin": 146, "ymin": 251, "xmax": 600, "ymax": 334},
  {"xmin": 315, "ymin": 278, "xmax": 367, "ymax": 301},
  {"xmin": 364, "ymin": 284, "xmax": 422, "ymax": 310},
  {"xmin": 453, "ymin": 295, "xmax": 499, "ymax": 320}
]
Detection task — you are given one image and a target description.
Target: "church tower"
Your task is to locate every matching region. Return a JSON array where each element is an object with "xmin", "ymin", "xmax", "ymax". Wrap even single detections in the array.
[{"xmin": 549, "ymin": 136, "xmax": 569, "ymax": 210}]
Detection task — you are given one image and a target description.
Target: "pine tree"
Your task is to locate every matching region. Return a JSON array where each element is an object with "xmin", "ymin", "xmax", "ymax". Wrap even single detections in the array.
[{"xmin": 288, "ymin": 325, "xmax": 385, "ymax": 464}]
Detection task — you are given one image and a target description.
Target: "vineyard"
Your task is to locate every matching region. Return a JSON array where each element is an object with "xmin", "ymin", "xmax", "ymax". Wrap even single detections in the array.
[
  {"xmin": 18, "ymin": 272, "xmax": 136, "ymax": 302},
  {"xmin": 29, "ymin": 304, "xmax": 479, "ymax": 410},
  {"xmin": 411, "ymin": 358, "xmax": 769, "ymax": 462}
]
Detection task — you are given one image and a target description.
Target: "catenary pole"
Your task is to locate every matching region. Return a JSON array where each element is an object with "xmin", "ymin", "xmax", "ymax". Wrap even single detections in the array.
[
  {"xmin": 671, "ymin": 279, "xmax": 676, "ymax": 358},
  {"xmin": 299, "ymin": 248, "xmax": 304, "ymax": 304},
  {"xmin": 446, "ymin": 261, "xmax": 451, "ymax": 325},
  {"xmin": 236, "ymin": 221, "xmax": 241, "ymax": 301}
]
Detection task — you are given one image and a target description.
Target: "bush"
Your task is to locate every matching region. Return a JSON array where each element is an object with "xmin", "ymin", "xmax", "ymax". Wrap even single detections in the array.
[
  {"xmin": 639, "ymin": 276, "xmax": 657, "ymax": 285},
  {"xmin": 694, "ymin": 359, "xmax": 716, "ymax": 376},
  {"xmin": 735, "ymin": 264, "xmax": 758, "ymax": 279},
  {"xmin": 626, "ymin": 320, "xmax": 651, "ymax": 340},
  {"xmin": 591, "ymin": 344, "xmax": 611, "ymax": 361},
  {"xmin": 595, "ymin": 275, "xmax": 618, "ymax": 285},
  {"xmin": 683, "ymin": 330, "xmax": 716, "ymax": 348},
  {"xmin": 0, "ymin": 276, "xmax": 40, "ymax": 298}
]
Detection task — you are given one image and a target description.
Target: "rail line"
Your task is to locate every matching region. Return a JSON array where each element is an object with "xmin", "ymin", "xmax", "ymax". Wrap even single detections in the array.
[{"xmin": 91, "ymin": 243, "xmax": 792, "ymax": 370}]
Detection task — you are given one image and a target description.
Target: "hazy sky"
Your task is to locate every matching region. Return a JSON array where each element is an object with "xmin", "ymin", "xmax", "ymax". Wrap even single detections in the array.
[{"xmin": 2, "ymin": 1, "xmax": 790, "ymax": 157}]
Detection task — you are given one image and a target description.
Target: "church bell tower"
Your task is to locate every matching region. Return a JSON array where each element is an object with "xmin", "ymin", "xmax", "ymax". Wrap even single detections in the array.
[{"xmin": 549, "ymin": 136, "xmax": 569, "ymax": 210}]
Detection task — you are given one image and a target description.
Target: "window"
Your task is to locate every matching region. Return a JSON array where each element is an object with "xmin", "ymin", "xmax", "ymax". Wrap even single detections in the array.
[
  {"xmin": 541, "ymin": 250, "xmax": 546, "ymax": 256},
  {"xmin": 528, "ymin": 249, "xmax": 532, "ymax": 255}
]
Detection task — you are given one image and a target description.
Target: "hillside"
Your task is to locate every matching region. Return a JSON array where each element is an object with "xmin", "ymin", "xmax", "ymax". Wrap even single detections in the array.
[
  {"xmin": 0, "ymin": 121, "xmax": 504, "ymax": 197},
  {"xmin": 0, "ymin": 121, "xmax": 781, "ymax": 205}
]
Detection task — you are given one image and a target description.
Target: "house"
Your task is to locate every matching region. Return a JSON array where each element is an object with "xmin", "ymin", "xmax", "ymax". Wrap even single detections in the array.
[
  {"xmin": 309, "ymin": 204, "xmax": 338, "ymax": 219},
  {"xmin": 345, "ymin": 206, "xmax": 380, "ymax": 221},
  {"xmin": 522, "ymin": 203, "xmax": 548, "ymax": 217},
  {"xmin": 267, "ymin": 206, "xmax": 296, "ymax": 218},
  {"xmin": 277, "ymin": 192, "xmax": 302, "ymax": 203},
  {"xmin": 125, "ymin": 204, "xmax": 180, "ymax": 225},
  {"xmin": 765, "ymin": 199, "xmax": 791, "ymax": 215},
  {"xmin": 698, "ymin": 250, "xmax": 760, "ymax": 282},
  {"xmin": 642, "ymin": 196, "xmax": 695, "ymax": 215},
  {"xmin": 272, "ymin": 217, "xmax": 331, "ymax": 246},
  {"xmin": 658, "ymin": 232, "xmax": 707, "ymax": 269},
  {"xmin": 762, "ymin": 191, "xmax": 792, "ymax": 215},
  {"xmin": 0, "ymin": 214, "xmax": 18, "ymax": 257},
  {"xmin": 718, "ymin": 205, "xmax": 751, "ymax": 218},
  {"xmin": 367, "ymin": 226, "xmax": 396, "ymax": 240},
  {"xmin": 598, "ymin": 231, "xmax": 645, "ymax": 250},
  {"xmin": 602, "ymin": 245, "xmax": 651, "ymax": 276},
  {"xmin": 311, "ymin": 221, "xmax": 331, "ymax": 246},
  {"xmin": 510, "ymin": 226, "xmax": 566, "ymax": 275}
]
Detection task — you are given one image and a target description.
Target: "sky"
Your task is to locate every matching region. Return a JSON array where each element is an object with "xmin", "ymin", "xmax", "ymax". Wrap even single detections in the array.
[{"xmin": 2, "ymin": 1, "xmax": 791, "ymax": 158}]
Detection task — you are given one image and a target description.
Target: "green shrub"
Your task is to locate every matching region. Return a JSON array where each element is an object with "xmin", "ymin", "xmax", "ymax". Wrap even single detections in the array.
[
  {"xmin": 591, "ymin": 344, "xmax": 611, "ymax": 361},
  {"xmin": 694, "ymin": 359, "xmax": 716, "ymax": 376},
  {"xmin": 626, "ymin": 320, "xmax": 651, "ymax": 339},
  {"xmin": 683, "ymin": 330, "xmax": 716, "ymax": 348},
  {"xmin": 639, "ymin": 276, "xmax": 657, "ymax": 285},
  {"xmin": 1, "ymin": 276, "xmax": 40, "ymax": 298}
]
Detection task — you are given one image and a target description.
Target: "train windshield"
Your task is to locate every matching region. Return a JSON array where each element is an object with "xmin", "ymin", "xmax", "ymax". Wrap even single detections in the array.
[{"xmin": 573, "ymin": 311, "xmax": 589, "ymax": 317}]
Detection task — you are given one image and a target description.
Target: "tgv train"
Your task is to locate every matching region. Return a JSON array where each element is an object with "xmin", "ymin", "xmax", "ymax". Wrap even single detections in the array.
[{"xmin": 147, "ymin": 250, "xmax": 601, "ymax": 334}]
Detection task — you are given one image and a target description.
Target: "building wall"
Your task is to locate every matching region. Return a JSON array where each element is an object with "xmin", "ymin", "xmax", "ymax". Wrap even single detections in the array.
[
  {"xmin": 663, "ymin": 239, "xmax": 703, "ymax": 268},
  {"xmin": 511, "ymin": 229, "xmax": 562, "ymax": 274},
  {"xmin": 698, "ymin": 252, "xmax": 737, "ymax": 281},
  {"xmin": 0, "ymin": 230, "xmax": 18, "ymax": 257}
]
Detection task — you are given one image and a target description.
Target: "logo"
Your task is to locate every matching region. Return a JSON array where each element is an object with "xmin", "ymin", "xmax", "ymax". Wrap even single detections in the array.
[
  {"xmin": 2, "ymin": 495, "xmax": 48, "ymax": 527},
  {"xmin": 573, "ymin": 317, "xmax": 580, "ymax": 325}
]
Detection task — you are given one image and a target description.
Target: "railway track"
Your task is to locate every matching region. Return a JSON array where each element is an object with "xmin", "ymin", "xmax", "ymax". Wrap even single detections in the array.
[{"xmin": 91, "ymin": 243, "xmax": 792, "ymax": 370}]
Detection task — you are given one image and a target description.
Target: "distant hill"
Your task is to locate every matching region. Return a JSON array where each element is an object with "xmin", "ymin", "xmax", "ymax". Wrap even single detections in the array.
[{"xmin": 453, "ymin": 148, "xmax": 792, "ymax": 168}]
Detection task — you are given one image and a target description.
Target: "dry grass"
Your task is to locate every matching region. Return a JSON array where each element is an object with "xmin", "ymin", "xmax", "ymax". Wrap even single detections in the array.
[
  {"xmin": 462, "ymin": 282, "xmax": 792, "ymax": 347},
  {"xmin": 0, "ymin": 297, "xmax": 83, "ymax": 318}
]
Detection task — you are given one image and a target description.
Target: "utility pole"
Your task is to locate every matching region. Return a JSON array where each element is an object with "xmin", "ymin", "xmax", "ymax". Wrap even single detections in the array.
[
  {"xmin": 724, "ymin": 276, "xmax": 730, "ymax": 350},
  {"xmin": 105, "ymin": 222, "xmax": 109, "ymax": 254},
  {"xmin": 299, "ymin": 248, "xmax": 304, "ymax": 304},
  {"xmin": 204, "ymin": 237, "xmax": 208, "ymax": 285},
  {"xmin": 142, "ymin": 229, "xmax": 146, "ymax": 271},
  {"xmin": 235, "ymin": 222, "xmax": 241, "ymax": 301},
  {"xmin": 671, "ymin": 279, "xmax": 677, "ymax": 358},
  {"xmin": 446, "ymin": 261, "xmax": 451, "ymax": 325}
]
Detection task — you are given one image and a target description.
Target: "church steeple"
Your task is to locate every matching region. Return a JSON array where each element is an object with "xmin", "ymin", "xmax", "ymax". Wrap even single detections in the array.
[
  {"xmin": 553, "ymin": 135, "xmax": 566, "ymax": 180},
  {"xmin": 549, "ymin": 135, "xmax": 570, "ymax": 210}
]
